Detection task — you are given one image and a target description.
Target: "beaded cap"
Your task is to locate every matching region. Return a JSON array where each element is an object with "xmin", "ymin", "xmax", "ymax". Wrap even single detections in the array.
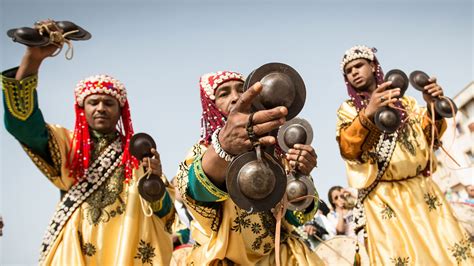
[
  {"xmin": 69, "ymin": 74, "xmax": 137, "ymax": 183},
  {"xmin": 199, "ymin": 71, "xmax": 245, "ymax": 144}
]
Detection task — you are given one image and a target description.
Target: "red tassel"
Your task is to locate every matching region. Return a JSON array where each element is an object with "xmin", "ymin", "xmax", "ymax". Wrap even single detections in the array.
[
  {"xmin": 119, "ymin": 100, "xmax": 138, "ymax": 183},
  {"xmin": 68, "ymin": 105, "xmax": 91, "ymax": 182}
]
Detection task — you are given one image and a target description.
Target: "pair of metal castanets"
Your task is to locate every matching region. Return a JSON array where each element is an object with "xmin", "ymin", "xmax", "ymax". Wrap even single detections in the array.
[
  {"xmin": 227, "ymin": 63, "xmax": 316, "ymax": 212},
  {"xmin": 374, "ymin": 69, "xmax": 457, "ymax": 133},
  {"xmin": 7, "ymin": 19, "xmax": 91, "ymax": 59}
]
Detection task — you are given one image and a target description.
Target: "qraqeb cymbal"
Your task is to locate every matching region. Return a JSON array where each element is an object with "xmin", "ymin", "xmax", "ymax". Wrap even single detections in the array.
[
  {"xmin": 372, "ymin": 69, "xmax": 407, "ymax": 133},
  {"xmin": 374, "ymin": 106, "xmax": 401, "ymax": 134},
  {"xmin": 6, "ymin": 20, "xmax": 91, "ymax": 47},
  {"xmin": 130, "ymin": 133, "xmax": 165, "ymax": 202},
  {"xmin": 277, "ymin": 117, "xmax": 313, "ymax": 153},
  {"xmin": 226, "ymin": 150, "xmax": 286, "ymax": 212},
  {"xmin": 244, "ymin": 63, "xmax": 306, "ymax": 120},
  {"xmin": 286, "ymin": 173, "xmax": 316, "ymax": 211},
  {"xmin": 409, "ymin": 70, "xmax": 458, "ymax": 118},
  {"xmin": 384, "ymin": 69, "xmax": 409, "ymax": 97}
]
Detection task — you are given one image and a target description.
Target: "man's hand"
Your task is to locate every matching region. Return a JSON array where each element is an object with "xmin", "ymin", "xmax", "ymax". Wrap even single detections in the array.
[
  {"xmin": 422, "ymin": 77, "xmax": 444, "ymax": 104},
  {"xmin": 364, "ymin": 81, "xmax": 400, "ymax": 120},
  {"xmin": 142, "ymin": 148, "xmax": 162, "ymax": 177},
  {"xmin": 286, "ymin": 144, "xmax": 317, "ymax": 175},
  {"xmin": 303, "ymin": 224, "xmax": 317, "ymax": 236},
  {"xmin": 15, "ymin": 21, "xmax": 63, "ymax": 80},
  {"xmin": 218, "ymin": 82, "xmax": 287, "ymax": 155}
]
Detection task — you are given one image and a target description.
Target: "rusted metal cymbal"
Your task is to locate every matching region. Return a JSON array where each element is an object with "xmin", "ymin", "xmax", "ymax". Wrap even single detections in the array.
[
  {"xmin": 244, "ymin": 63, "xmax": 306, "ymax": 120},
  {"xmin": 277, "ymin": 117, "xmax": 313, "ymax": 152},
  {"xmin": 130, "ymin": 133, "xmax": 156, "ymax": 161},
  {"xmin": 286, "ymin": 173, "xmax": 316, "ymax": 211},
  {"xmin": 226, "ymin": 150, "xmax": 286, "ymax": 212},
  {"xmin": 374, "ymin": 106, "xmax": 401, "ymax": 133},
  {"xmin": 384, "ymin": 69, "xmax": 409, "ymax": 97}
]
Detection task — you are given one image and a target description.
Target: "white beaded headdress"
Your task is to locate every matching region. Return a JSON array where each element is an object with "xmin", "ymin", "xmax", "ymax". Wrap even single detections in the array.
[
  {"xmin": 199, "ymin": 71, "xmax": 245, "ymax": 144},
  {"xmin": 340, "ymin": 45, "xmax": 376, "ymax": 72},
  {"xmin": 74, "ymin": 74, "xmax": 127, "ymax": 107}
]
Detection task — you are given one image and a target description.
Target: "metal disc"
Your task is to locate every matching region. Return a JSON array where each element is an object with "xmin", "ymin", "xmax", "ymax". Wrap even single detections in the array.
[
  {"xmin": 286, "ymin": 173, "xmax": 317, "ymax": 211},
  {"xmin": 384, "ymin": 69, "xmax": 409, "ymax": 97},
  {"xmin": 374, "ymin": 107, "xmax": 401, "ymax": 133},
  {"xmin": 226, "ymin": 150, "xmax": 287, "ymax": 212},
  {"xmin": 435, "ymin": 98, "xmax": 457, "ymax": 118},
  {"xmin": 277, "ymin": 117, "xmax": 313, "ymax": 153},
  {"xmin": 244, "ymin": 62, "xmax": 306, "ymax": 120},
  {"xmin": 130, "ymin": 133, "xmax": 157, "ymax": 161},
  {"xmin": 56, "ymin": 21, "xmax": 92, "ymax": 41},
  {"xmin": 409, "ymin": 70, "xmax": 430, "ymax": 92},
  {"xmin": 138, "ymin": 175, "xmax": 165, "ymax": 202},
  {"xmin": 7, "ymin": 27, "xmax": 49, "ymax": 47}
]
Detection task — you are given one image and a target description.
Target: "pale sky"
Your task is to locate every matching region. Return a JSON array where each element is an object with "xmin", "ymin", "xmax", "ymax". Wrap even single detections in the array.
[{"xmin": 0, "ymin": 0, "xmax": 472, "ymax": 264}]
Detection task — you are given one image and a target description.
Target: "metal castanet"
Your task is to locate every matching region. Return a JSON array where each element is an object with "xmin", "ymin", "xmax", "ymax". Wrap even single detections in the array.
[
  {"xmin": 130, "ymin": 133, "xmax": 165, "ymax": 202},
  {"xmin": 374, "ymin": 69, "xmax": 408, "ymax": 133},
  {"xmin": 409, "ymin": 70, "xmax": 458, "ymax": 118},
  {"xmin": 277, "ymin": 117, "xmax": 317, "ymax": 211},
  {"xmin": 286, "ymin": 173, "xmax": 316, "ymax": 211},
  {"xmin": 7, "ymin": 20, "xmax": 91, "ymax": 47},
  {"xmin": 277, "ymin": 117, "xmax": 313, "ymax": 153},
  {"xmin": 226, "ymin": 146, "xmax": 287, "ymax": 212},
  {"xmin": 244, "ymin": 62, "xmax": 306, "ymax": 120}
]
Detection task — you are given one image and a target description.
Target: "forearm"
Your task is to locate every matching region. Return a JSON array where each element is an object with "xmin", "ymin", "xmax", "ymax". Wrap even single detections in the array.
[
  {"xmin": 422, "ymin": 110, "xmax": 447, "ymax": 144},
  {"xmin": 152, "ymin": 189, "xmax": 174, "ymax": 218},
  {"xmin": 338, "ymin": 110, "xmax": 381, "ymax": 160},
  {"xmin": 201, "ymin": 146, "xmax": 229, "ymax": 189},
  {"xmin": 16, "ymin": 53, "xmax": 44, "ymax": 80},
  {"xmin": 2, "ymin": 67, "xmax": 50, "ymax": 160},
  {"xmin": 335, "ymin": 217, "xmax": 345, "ymax": 234},
  {"xmin": 187, "ymin": 153, "xmax": 229, "ymax": 203}
]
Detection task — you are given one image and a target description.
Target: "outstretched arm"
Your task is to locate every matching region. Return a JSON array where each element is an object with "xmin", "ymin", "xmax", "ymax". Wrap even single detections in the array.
[{"xmin": 3, "ymin": 45, "xmax": 58, "ymax": 161}]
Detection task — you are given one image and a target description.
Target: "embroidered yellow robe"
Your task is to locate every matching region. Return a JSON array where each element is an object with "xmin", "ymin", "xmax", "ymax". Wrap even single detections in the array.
[
  {"xmin": 336, "ymin": 96, "xmax": 473, "ymax": 265},
  {"xmin": 175, "ymin": 144, "xmax": 324, "ymax": 265}
]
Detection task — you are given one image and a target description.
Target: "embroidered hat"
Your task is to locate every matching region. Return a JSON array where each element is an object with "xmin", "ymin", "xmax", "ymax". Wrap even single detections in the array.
[
  {"xmin": 340, "ymin": 45, "xmax": 376, "ymax": 72},
  {"xmin": 74, "ymin": 74, "xmax": 127, "ymax": 107},
  {"xmin": 199, "ymin": 71, "xmax": 245, "ymax": 144}
]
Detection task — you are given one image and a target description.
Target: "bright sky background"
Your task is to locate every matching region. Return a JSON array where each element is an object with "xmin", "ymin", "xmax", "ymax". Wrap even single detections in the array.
[{"xmin": 0, "ymin": 0, "xmax": 472, "ymax": 264}]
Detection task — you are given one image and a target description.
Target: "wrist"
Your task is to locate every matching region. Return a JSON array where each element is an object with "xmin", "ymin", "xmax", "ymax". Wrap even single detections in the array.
[
  {"xmin": 23, "ymin": 51, "xmax": 45, "ymax": 64},
  {"xmin": 364, "ymin": 108, "xmax": 375, "ymax": 120},
  {"xmin": 211, "ymin": 128, "xmax": 235, "ymax": 162}
]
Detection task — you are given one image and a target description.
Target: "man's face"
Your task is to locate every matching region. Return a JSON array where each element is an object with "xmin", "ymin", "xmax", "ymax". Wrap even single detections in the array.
[
  {"xmin": 330, "ymin": 189, "xmax": 345, "ymax": 209},
  {"xmin": 344, "ymin": 58, "xmax": 376, "ymax": 91},
  {"xmin": 467, "ymin": 185, "xmax": 474, "ymax": 198},
  {"xmin": 214, "ymin": 80, "xmax": 244, "ymax": 117},
  {"xmin": 84, "ymin": 94, "xmax": 121, "ymax": 134}
]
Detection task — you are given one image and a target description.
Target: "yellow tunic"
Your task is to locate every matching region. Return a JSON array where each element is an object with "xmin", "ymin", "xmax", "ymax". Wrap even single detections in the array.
[
  {"xmin": 24, "ymin": 124, "xmax": 175, "ymax": 265},
  {"xmin": 175, "ymin": 144, "xmax": 324, "ymax": 265},
  {"xmin": 336, "ymin": 96, "xmax": 473, "ymax": 265}
]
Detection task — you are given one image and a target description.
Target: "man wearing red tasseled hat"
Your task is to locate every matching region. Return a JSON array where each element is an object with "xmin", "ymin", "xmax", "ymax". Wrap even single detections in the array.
[
  {"xmin": 174, "ymin": 71, "xmax": 324, "ymax": 265},
  {"xmin": 2, "ymin": 44, "xmax": 175, "ymax": 264}
]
